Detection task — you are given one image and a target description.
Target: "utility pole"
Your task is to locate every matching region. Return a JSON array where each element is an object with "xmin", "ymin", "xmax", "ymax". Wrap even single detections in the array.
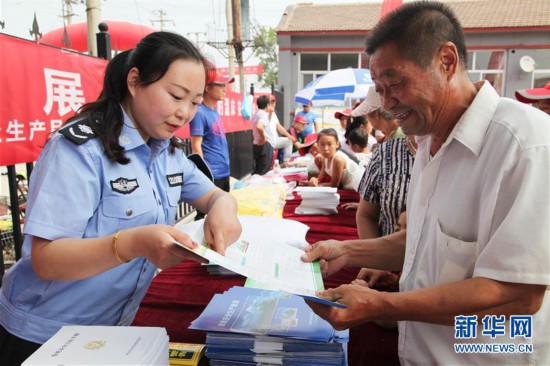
[
  {"xmin": 187, "ymin": 31, "xmax": 206, "ymax": 49},
  {"xmin": 63, "ymin": 0, "xmax": 79, "ymax": 25},
  {"xmin": 231, "ymin": 0, "xmax": 244, "ymax": 95},
  {"xmin": 86, "ymin": 0, "xmax": 100, "ymax": 56},
  {"xmin": 225, "ymin": 0, "xmax": 236, "ymax": 92},
  {"xmin": 151, "ymin": 9, "xmax": 174, "ymax": 31}
]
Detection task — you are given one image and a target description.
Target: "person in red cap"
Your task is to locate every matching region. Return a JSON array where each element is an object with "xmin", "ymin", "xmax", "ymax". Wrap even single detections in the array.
[
  {"xmin": 189, "ymin": 69, "xmax": 235, "ymax": 220},
  {"xmin": 295, "ymin": 102, "xmax": 320, "ymax": 137},
  {"xmin": 515, "ymin": 81, "xmax": 550, "ymax": 116},
  {"xmin": 334, "ymin": 108, "xmax": 352, "ymax": 133},
  {"xmin": 297, "ymin": 133, "xmax": 323, "ymax": 180},
  {"xmin": 288, "ymin": 115, "xmax": 308, "ymax": 152}
]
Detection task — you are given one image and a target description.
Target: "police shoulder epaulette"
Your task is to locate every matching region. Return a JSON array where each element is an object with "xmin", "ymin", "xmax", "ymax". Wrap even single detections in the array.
[{"xmin": 58, "ymin": 117, "xmax": 98, "ymax": 145}]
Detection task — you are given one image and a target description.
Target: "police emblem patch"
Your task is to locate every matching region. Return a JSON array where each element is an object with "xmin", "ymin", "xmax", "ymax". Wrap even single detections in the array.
[
  {"xmin": 110, "ymin": 177, "xmax": 139, "ymax": 194},
  {"xmin": 119, "ymin": 133, "xmax": 131, "ymax": 146},
  {"xmin": 166, "ymin": 173, "xmax": 184, "ymax": 187}
]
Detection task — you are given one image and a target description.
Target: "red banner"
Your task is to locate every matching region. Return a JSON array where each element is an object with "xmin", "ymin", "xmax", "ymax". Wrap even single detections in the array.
[
  {"xmin": 175, "ymin": 89, "xmax": 252, "ymax": 139},
  {"xmin": 0, "ymin": 34, "xmax": 251, "ymax": 165},
  {"xmin": 216, "ymin": 65, "xmax": 264, "ymax": 77},
  {"xmin": 0, "ymin": 34, "xmax": 107, "ymax": 166}
]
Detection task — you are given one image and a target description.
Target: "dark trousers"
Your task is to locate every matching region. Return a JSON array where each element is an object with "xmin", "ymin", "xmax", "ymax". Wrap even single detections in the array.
[
  {"xmin": 194, "ymin": 176, "xmax": 230, "ymax": 221},
  {"xmin": 253, "ymin": 143, "xmax": 274, "ymax": 175},
  {"xmin": 0, "ymin": 325, "xmax": 41, "ymax": 366}
]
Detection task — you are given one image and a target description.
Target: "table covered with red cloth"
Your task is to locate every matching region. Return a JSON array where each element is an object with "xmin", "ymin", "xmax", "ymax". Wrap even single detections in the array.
[{"xmin": 133, "ymin": 189, "xmax": 399, "ymax": 365}]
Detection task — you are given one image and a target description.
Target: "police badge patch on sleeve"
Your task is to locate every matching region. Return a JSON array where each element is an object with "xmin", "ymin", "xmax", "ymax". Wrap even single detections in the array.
[
  {"xmin": 110, "ymin": 177, "xmax": 139, "ymax": 194},
  {"xmin": 58, "ymin": 118, "xmax": 97, "ymax": 145},
  {"xmin": 166, "ymin": 173, "xmax": 184, "ymax": 187}
]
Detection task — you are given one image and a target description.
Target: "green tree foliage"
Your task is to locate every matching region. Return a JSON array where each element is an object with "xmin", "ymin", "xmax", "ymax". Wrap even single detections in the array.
[{"xmin": 253, "ymin": 26, "xmax": 278, "ymax": 88}]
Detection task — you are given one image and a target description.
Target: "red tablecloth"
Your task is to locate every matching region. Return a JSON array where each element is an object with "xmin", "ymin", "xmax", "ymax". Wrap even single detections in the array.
[{"xmin": 133, "ymin": 189, "xmax": 399, "ymax": 366}]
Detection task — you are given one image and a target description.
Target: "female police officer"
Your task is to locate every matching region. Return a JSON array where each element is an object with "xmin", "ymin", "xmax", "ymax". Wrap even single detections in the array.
[{"xmin": 0, "ymin": 31, "xmax": 241, "ymax": 365}]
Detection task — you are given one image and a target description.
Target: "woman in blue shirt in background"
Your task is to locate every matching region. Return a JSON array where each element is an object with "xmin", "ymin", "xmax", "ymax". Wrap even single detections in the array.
[{"xmin": 0, "ymin": 31, "xmax": 241, "ymax": 365}]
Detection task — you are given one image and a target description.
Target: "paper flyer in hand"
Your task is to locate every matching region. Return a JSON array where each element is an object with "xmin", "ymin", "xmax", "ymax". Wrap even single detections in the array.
[{"xmin": 174, "ymin": 217, "xmax": 346, "ymax": 308}]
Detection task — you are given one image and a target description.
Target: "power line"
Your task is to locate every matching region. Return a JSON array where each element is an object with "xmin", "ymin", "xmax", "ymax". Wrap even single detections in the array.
[{"xmin": 150, "ymin": 9, "xmax": 174, "ymax": 31}]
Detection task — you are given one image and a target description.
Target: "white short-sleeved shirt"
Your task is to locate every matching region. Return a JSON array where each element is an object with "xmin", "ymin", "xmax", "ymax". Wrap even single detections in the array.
[
  {"xmin": 0, "ymin": 108, "xmax": 214, "ymax": 344},
  {"xmin": 399, "ymin": 81, "xmax": 550, "ymax": 365},
  {"xmin": 324, "ymin": 151, "xmax": 364, "ymax": 191},
  {"xmin": 266, "ymin": 112, "xmax": 281, "ymax": 148},
  {"xmin": 252, "ymin": 109, "xmax": 270, "ymax": 146}
]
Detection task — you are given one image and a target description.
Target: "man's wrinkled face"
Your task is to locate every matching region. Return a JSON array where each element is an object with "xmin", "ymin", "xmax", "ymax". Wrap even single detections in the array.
[{"xmin": 369, "ymin": 42, "xmax": 449, "ymax": 137}]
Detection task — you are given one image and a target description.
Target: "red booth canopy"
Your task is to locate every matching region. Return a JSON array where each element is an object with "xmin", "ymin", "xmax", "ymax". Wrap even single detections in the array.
[{"xmin": 39, "ymin": 20, "xmax": 155, "ymax": 52}]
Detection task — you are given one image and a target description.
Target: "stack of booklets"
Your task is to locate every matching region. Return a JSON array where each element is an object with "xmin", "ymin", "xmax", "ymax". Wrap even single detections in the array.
[
  {"xmin": 190, "ymin": 286, "xmax": 348, "ymax": 365},
  {"xmin": 23, "ymin": 326, "xmax": 169, "ymax": 365},
  {"xmin": 294, "ymin": 187, "xmax": 340, "ymax": 215}
]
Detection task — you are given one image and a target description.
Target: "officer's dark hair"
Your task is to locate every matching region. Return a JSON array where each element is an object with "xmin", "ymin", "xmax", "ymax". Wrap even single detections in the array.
[
  {"xmin": 365, "ymin": 1, "xmax": 467, "ymax": 70},
  {"xmin": 66, "ymin": 31, "xmax": 211, "ymax": 164},
  {"xmin": 257, "ymin": 95, "xmax": 271, "ymax": 110}
]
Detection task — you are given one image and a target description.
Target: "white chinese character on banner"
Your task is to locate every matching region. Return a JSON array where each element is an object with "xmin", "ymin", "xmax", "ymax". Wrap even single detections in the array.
[
  {"xmin": 43, "ymin": 68, "xmax": 85, "ymax": 116},
  {"xmin": 50, "ymin": 119, "xmax": 63, "ymax": 132},
  {"xmin": 6, "ymin": 119, "xmax": 26, "ymax": 142},
  {"xmin": 230, "ymin": 99, "xmax": 236, "ymax": 116},
  {"xmin": 224, "ymin": 98, "xmax": 230, "ymax": 116},
  {"xmin": 29, "ymin": 119, "xmax": 47, "ymax": 140}
]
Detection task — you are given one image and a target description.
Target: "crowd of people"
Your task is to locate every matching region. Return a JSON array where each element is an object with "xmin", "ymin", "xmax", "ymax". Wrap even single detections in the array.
[{"xmin": 2, "ymin": 1, "xmax": 550, "ymax": 365}]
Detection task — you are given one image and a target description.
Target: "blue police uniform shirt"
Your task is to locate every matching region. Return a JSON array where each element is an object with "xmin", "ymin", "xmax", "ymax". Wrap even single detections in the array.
[
  {"xmin": 295, "ymin": 110, "xmax": 318, "ymax": 136},
  {"xmin": 0, "ymin": 108, "xmax": 214, "ymax": 344},
  {"xmin": 189, "ymin": 103, "xmax": 230, "ymax": 179}
]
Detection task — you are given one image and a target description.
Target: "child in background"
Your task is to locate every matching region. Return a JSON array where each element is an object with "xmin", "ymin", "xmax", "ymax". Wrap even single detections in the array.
[
  {"xmin": 346, "ymin": 128, "xmax": 373, "ymax": 169},
  {"xmin": 308, "ymin": 128, "xmax": 363, "ymax": 191},
  {"xmin": 296, "ymin": 133, "xmax": 321, "ymax": 179},
  {"xmin": 334, "ymin": 109, "xmax": 356, "ymax": 158}
]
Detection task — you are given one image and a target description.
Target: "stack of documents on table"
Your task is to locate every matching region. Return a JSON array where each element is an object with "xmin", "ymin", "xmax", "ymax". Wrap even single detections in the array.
[
  {"xmin": 265, "ymin": 166, "xmax": 309, "ymax": 184},
  {"xmin": 23, "ymin": 326, "xmax": 169, "ymax": 365},
  {"xmin": 294, "ymin": 187, "xmax": 340, "ymax": 215},
  {"xmin": 190, "ymin": 286, "xmax": 348, "ymax": 366}
]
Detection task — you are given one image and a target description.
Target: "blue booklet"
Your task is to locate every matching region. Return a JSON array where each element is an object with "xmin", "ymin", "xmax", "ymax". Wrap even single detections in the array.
[
  {"xmin": 206, "ymin": 334, "xmax": 346, "ymax": 352},
  {"xmin": 190, "ymin": 287, "xmax": 339, "ymax": 343}
]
